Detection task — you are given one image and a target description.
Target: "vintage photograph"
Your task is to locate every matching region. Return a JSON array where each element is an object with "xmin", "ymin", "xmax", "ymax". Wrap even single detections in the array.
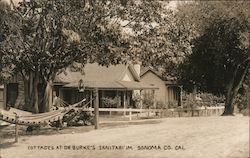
[{"xmin": 0, "ymin": 0, "xmax": 249, "ymax": 158}]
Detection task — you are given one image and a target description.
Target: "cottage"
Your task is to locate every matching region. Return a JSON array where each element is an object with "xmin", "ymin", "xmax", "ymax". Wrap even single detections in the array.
[
  {"xmin": 0, "ymin": 63, "xmax": 158, "ymax": 110},
  {"xmin": 0, "ymin": 63, "xmax": 181, "ymax": 111},
  {"xmin": 53, "ymin": 63, "xmax": 158, "ymax": 109},
  {"xmin": 140, "ymin": 67, "xmax": 182, "ymax": 108}
]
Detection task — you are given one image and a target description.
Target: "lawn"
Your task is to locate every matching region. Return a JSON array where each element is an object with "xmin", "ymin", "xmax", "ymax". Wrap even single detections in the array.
[{"xmin": 0, "ymin": 116, "xmax": 249, "ymax": 158}]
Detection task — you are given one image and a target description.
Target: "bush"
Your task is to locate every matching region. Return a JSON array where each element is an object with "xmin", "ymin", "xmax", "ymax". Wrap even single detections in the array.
[
  {"xmin": 142, "ymin": 92, "xmax": 154, "ymax": 109},
  {"xmin": 132, "ymin": 93, "xmax": 142, "ymax": 108},
  {"xmin": 64, "ymin": 110, "xmax": 94, "ymax": 126},
  {"xmin": 102, "ymin": 96, "xmax": 120, "ymax": 108},
  {"xmin": 235, "ymin": 90, "xmax": 250, "ymax": 115},
  {"xmin": 182, "ymin": 92, "xmax": 225, "ymax": 108},
  {"xmin": 168, "ymin": 102, "xmax": 179, "ymax": 109},
  {"xmin": 156, "ymin": 101, "xmax": 167, "ymax": 109}
]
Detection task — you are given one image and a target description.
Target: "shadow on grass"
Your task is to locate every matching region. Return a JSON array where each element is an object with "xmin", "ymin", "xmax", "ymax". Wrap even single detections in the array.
[
  {"xmin": 0, "ymin": 119, "xmax": 162, "ymax": 149},
  {"xmin": 0, "ymin": 141, "xmax": 17, "ymax": 149},
  {"xmin": 100, "ymin": 120, "xmax": 161, "ymax": 129}
]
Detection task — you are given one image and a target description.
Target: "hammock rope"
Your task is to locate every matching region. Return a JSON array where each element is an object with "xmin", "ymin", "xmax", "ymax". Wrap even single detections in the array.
[{"xmin": 0, "ymin": 97, "xmax": 92, "ymax": 126}]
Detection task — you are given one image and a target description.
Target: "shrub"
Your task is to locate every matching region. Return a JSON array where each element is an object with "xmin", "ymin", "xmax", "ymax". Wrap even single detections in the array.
[
  {"xmin": 235, "ymin": 89, "xmax": 250, "ymax": 116},
  {"xmin": 102, "ymin": 96, "xmax": 120, "ymax": 108},
  {"xmin": 156, "ymin": 101, "xmax": 167, "ymax": 109},
  {"xmin": 131, "ymin": 93, "xmax": 142, "ymax": 108},
  {"xmin": 66, "ymin": 111, "xmax": 94, "ymax": 126},
  {"xmin": 142, "ymin": 92, "xmax": 154, "ymax": 109},
  {"xmin": 182, "ymin": 92, "xmax": 225, "ymax": 108}
]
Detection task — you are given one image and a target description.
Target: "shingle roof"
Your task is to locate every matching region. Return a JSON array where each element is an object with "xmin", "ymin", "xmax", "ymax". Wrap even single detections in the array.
[
  {"xmin": 54, "ymin": 63, "xmax": 140, "ymax": 83},
  {"xmin": 140, "ymin": 66, "xmax": 178, "ymax": 85},
  {"xmin": 140, "ymin": 66, "xmax": 163, "ymax": 79},
  {"xmin": 118, "ymin": 81, "xmax": 158, "ymax": 90},
  {"xmin": 54, "ymin": 63, "xmax": 160, "ymax": 90},
  {"xmin": 63, "ymin": 80, "xmax": 158, "ymax": 90},
  {"xmin": 63, "ymin": 81, "xmax": 124, "ymax": 89}
]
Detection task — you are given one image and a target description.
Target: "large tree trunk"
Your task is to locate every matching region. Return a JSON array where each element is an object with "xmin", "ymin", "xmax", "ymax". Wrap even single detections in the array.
[
  {"xmin": 223, "ymin": 91, "xmax": 235, "ymax": 115},
  {"xmin": 44, "ymin": 80, "xmax": 53, "ymax": 112},
  {"xmin": 222, "ymin": 62, "xmax": 249, "ymax": 116},
  {"xmin": 14, "ymin": 75, "xmax": 25, "ymax": 109},
  {"xmin": 22, "ymin": 71, "xmax": 40, "ymax": 113},
  {"xmin": 32, "ymin": 70, "xmax": 39, "ymax": 113},
  {"xmin": 23, "ymin": 79, "xmax": 32, "ymax": 111}
]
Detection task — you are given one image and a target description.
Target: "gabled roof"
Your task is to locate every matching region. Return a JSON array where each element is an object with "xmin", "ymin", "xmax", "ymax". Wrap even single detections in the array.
[
  {"xmin": 140, "ymin": 66, "xmax": 178, "ymax": 85},
  {"xmin": 140, "ymin": 66, "xmax": 163, "ymax": 79},
  {"xmin": 54, "ymin": 63, "xmax": 140, "ymax": 83}
]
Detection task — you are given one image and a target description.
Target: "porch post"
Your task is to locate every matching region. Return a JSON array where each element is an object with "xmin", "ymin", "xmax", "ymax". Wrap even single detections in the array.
[
  {"xmin": 94, "ymin": 88, "xmax": 99, "ymax": 129},
  {"xmin": 90, "ymin": 90, "xmax": 93, "ymax": 107},
  {"xmin": 116, "ymin": 90, "xmax": 119, "ymax": 108},
  {"xmin": 152, "ymin": 90, "xmax": 156, "ymax": 109},
  {"xmin": 59, "ymin": 88, "xmax": 63, "ymax": 100},
  {"xmin": 140, "ymin": 90, "xmax": 143, "ymax": 108},
  {"xmin": 123, "ymin": 91, "xmax": 126, "ymax": 116},
  {"xmin": 126, "ymin": 91, "xmax": 130, "ymax": 107},
  {"xmin": 166, "ymin": 86, "xmax": 169, "ymax": 109},
  {"xmin": 101, "ymin": 90, "xmax": 104, "ymax": 108},
  {"xmin": 179, "ymin": 86, "xmax": 183, "ymax": 107}
]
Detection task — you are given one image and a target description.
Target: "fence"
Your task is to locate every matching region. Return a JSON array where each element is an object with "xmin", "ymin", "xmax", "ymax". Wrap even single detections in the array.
[{"xmin": 81, "ymin": 106, "xmax": 225, "ymax": 121}]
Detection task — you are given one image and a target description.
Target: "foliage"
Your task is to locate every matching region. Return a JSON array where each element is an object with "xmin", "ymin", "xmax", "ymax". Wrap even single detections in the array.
[
  {"xmin": 0, "ymin": 1, "xmax": 12, "ymax": 83},
  {"xmin": 0, "ymin": 0, "xmax": 169, "ymax": 112},
  {"xmin": 133, "ymin": 4, "xmax": 197, "ymax": 69},
  {"xmin": 167, "ymin": 101, "xmax": 179, "ymax": 109},
  {"xmin": 199, "ymin": 93, "xmax": 225, "ymax": 105},
  {"xmin": 132, "ymin": 93, "xmax": 142, "ymax": 108},
  {"xmin": 141, "ymin": 92, "xmax": 154, "ymax": 109},
  {"xmin": 66, "ymin": 111, "xmax": 94, "ymax": 126},
  {"xmin": 182, "ymin": 92, "xmax": 225, "ymax": 109},
  {"xmin": 156, "ymin": 101, "xmax": 166, "ymax": 109},
  {"xmin": 235, "ymin": 84, "xmax": 249, "ymax": 112},
  {"xmin": 182, "ymin": 94, "xmax": 200, "ymax": 109},
  {"xmin": 102, "ymin": 96, "xmax": 120, "ymax": 108},
  {"xmin": 176, "ymin": 1, "xmax": 250, "ymax": 115}
]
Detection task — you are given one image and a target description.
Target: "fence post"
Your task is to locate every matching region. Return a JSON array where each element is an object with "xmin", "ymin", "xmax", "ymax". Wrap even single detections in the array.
[
  {"xmin": 109, "ymin": 111, "xmax": 112, "ymax": 118},
  {"xmin": 205, "ymin": 106, "xmax": 208, "ymax": 117},
  {"xmin": 129, "ymin": 108, "xmax": 132, "ymax": 121},
  {"xmin": 14, "ymin": 113, "xmax": 19, "ymax": 143},
  {"xmin": 178, "ymin": 108, "xmax": 181, "ymax": 117}
]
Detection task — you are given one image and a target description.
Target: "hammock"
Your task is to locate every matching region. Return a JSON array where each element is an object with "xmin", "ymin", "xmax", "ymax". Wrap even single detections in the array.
[{"xmin": 0, "ymin": 98, "xmax": 89, "ymax": 127}]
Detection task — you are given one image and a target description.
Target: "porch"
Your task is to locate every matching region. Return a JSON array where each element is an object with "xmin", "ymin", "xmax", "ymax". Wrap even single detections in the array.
[{"xmin": 53, "ymin": 80, "xmax": 158, "ymax": 110}]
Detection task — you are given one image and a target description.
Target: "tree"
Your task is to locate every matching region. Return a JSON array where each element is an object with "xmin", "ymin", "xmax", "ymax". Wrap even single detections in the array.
[
  {"xmin": 0, "ymin": 2, "xmax": 11, "ymax": 83},
  {"xmin": 177, "ymin": 1, "xmax": 250, "ymax": 115},
  {"xmin": 130, "ymin": 1, "xmax": 198, "ymax": 81},
  {"xmin": 0, "ymin": 0, "xmax": 168, "ymax": 113}
]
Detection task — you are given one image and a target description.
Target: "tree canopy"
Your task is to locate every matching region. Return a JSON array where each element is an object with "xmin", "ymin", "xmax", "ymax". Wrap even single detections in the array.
[
  {"xmin": 176, "ymin": 1, "xmax": 250, "ymax": 115},
  {"xmin": 1, "ymin": 0, "xmax": 190, "ymax": 113}
]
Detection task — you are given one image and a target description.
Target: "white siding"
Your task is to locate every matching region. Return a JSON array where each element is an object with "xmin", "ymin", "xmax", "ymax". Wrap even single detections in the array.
[{"xmin": 140, "ymin": 72, "xmax": 167, "ymax": 105}]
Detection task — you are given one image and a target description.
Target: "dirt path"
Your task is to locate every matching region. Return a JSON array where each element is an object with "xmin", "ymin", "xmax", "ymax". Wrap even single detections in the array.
[{"xmin": 1, "ymin": 116, "xmax": 249, "ymax": 158}]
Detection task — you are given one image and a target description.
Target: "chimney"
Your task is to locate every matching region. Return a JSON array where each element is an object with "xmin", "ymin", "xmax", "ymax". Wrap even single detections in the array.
[{"xmin": 133, "ymin": 61, "xmax": 141, "ymax": 78}]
